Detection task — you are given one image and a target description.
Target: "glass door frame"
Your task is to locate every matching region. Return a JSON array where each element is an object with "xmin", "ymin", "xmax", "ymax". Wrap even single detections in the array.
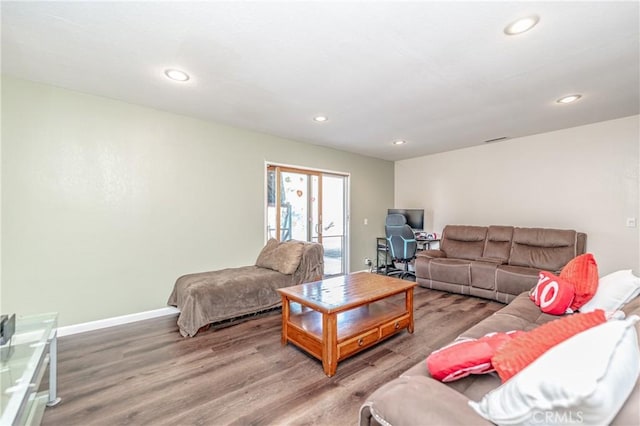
[
  {"xmin": 265, "ymin": 162, "xmax": 350, "ymax": 276},
  {"xmin": 267, "ymin": 165, "xmax": 322, "ymax": 243}
]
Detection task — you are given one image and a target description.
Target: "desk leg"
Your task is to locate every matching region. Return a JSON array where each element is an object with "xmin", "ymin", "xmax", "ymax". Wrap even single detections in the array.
[
  {"xmin": 47, "ymin": 330, "xmax": 62, "ymax": 406},
  {"xmin": 280, "ymin": 295, "xmax": 290, "ymax": 346},
  {"xmin": 322, "ymin": 312, "xmax": 338, "ymax": 377},
  {"xmin": 406, "ymin": 289, "xmax": 415, "ymax": 334}
]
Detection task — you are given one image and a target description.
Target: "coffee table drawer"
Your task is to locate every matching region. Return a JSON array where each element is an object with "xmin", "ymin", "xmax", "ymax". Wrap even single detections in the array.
[
  {"xmin": 338, "ymin": 328, "xmax": 379, "ymax": 359},
  {"xmin": 380, "ymin": 314, "xmax": 410, "ymax": 339}
]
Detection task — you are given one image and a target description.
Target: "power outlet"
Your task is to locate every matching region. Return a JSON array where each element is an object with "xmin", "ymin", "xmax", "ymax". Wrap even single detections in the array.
[
  {"xmin": 627, "ymin": 217, "xmax": 637, "ymax": 228},
  {"xmin": 364, "ymin": 258, "xmax": 372, "ymax": 266}
]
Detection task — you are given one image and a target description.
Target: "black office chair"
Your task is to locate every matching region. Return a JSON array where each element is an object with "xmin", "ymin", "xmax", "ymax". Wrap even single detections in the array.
[{"xmin": 385, "ymin": 214, "xmax": 418, "ymax": 280}]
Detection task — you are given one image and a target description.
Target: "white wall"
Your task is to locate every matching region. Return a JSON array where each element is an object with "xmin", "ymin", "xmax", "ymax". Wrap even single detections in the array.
[
  {"xmin": 395, "ymin": 115, "xmax": 640, "ymax": 275},
  {"xmin": 1, "ymin": 76, "xmax": 394, "ymax": 326}
]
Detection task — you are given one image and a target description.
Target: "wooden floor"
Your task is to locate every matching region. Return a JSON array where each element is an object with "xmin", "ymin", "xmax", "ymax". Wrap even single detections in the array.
[{"xmin": 42, "ymin": 286, "xmax": 503, "ymax": 426}]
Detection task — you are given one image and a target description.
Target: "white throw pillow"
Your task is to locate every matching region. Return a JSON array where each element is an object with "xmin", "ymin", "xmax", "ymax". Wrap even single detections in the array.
[
  {"xmin": 580, "ymin": 270, "xmax": 640, "ymax": 313},
  {"xmin": 469, "ymin": 316, "xmax": 640, "ymax": 426}
]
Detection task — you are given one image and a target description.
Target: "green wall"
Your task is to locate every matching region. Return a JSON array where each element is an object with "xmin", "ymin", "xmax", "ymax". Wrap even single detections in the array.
[{"xmin": 1, "ymin": 76, "xmax": 394, "ymax": 326}]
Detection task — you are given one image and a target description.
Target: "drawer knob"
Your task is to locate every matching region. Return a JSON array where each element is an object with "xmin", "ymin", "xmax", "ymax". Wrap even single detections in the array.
[
  {"xmin": 395, "ymin": 322, "xmax": 400, "ymax": 329},
  {"xmin": 358, "ymin": 338, "xmax": 364, "ymax": 346}
]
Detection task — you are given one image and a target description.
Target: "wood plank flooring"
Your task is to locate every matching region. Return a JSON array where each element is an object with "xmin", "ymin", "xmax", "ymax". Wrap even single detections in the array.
[{"xmin": 42, "ymin": 286, "xmax": 503, "ymax": 426}]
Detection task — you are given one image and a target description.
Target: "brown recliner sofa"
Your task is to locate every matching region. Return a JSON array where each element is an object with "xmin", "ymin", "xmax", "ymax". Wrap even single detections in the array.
[{"xmin": 416, "ymin": 225, "xmax": 586, "ymax": 303}]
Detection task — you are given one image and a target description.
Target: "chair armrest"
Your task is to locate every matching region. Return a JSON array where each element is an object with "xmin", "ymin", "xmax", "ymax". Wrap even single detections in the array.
[
  {"xmin": 359, "ymin": 375, "xmax": 491, "ymax": 426},
  {"xmin": 417, "ymin": 250, "xmax": 446, "ymax": 259}
]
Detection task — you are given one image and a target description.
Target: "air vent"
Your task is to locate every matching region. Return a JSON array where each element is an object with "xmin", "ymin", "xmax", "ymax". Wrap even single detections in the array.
[{"xmin": 484, "ymin": 137, "xmax": 508, "ymax": 143}]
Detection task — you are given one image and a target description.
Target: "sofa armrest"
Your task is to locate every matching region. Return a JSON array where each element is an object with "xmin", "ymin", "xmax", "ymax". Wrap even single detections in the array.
[
  {"xmin": 417, "ymin": 250, "xmax": 446, "ymax": 259},
  {"xmin": 359, "ymin": 375, "xmax": 491, "ymax": 426}
]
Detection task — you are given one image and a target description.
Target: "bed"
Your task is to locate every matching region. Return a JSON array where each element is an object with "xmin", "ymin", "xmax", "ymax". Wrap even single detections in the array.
[{"xmin": 167, "ymin": 239, "xmax": 324, "ymax": 337}]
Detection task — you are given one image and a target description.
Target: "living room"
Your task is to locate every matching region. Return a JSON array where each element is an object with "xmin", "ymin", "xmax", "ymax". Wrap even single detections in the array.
[{"xmin": 1, "ymin": 1, "xmax": 639, "ymax": 425}]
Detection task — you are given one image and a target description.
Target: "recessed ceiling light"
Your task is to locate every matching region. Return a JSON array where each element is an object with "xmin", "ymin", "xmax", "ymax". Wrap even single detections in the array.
[
  {"xmin": 164, "ymin": 69, "xmax": 190, "ymax": 82},
  {"xmin": 313, "ymin": 115, "xmax": 328, "ymax": 122},
  {"xmin": 504, "ymin": 15, "xmax": 540, "ymax": 35},
  {"xmin": 556, "ymin": 94, "xmax": 582, "ymax": 104},
  {"xmin": 393, "ymin": 140, "xmax": 406, "ymax": 145}
]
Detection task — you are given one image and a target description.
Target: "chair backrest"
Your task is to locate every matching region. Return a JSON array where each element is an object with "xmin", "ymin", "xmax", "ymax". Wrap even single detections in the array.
[{"xmin": 385, "ymin": 214, "xmax": 417, "ymax": 261}]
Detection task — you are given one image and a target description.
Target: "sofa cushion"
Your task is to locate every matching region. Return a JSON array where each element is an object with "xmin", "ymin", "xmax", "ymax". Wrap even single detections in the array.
[
  {"xmin": 559, "ymin": 253, "xmax": 599, "ymax": 310},
  {"xmin": 459, "ymin": 293, "xmax": 557, "ymax": 342},
  {"xmin": 441, "ymin": 225, "xmax": 487, "ymax": 260},
  {"xmin": 470, "ymin": 316, "xmax": 640, "ymax": 426},
  {"xmin": 481, "ymin": 225, "xmax": 513, "ymax": 262},
  {"xmin": 491, "ymin": 310, "xmax": 606, "ymax": 382},
  {"xmin": 429, "ymin": 258, "xmax": 472, "ymax": 285},
  {"xmin": 360, "ymin": 375, "xmax": 493, "ymax": 426},
  {"xmin": 470, "ymin": 261, "xmax": 499, "ymax": 290},
  {"xmin": 495, "ymin": 265, "xmax": 540, "ymax": 299},
  {"xmin": 508, "ymin": 228, "xmax": 578, "ymax": 271},
  {"xmin": 496, "ymin": 292, "xmax": 560, "ymax": 327},
  {"xmin": 402, "ymin": 361, "xmax": 503, "ymax": 402},
  {"xmin": 511, "ymin": 227, "xmax": 578, "ymax": 248}
]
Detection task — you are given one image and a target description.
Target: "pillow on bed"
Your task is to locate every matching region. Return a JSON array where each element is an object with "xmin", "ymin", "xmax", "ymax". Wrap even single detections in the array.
[
  {"xmin": 256, "ymin": 238, "xmax": 278, "ymax": 267},
  {"xmin": 256, "ymin": 239, "xmax": 305, "ymax": 275}
]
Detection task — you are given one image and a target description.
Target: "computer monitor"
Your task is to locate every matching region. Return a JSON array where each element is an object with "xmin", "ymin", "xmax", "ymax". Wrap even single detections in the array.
[{"xmin": 387, "ymin": 208, "xmax": 424, "ymax": 231}]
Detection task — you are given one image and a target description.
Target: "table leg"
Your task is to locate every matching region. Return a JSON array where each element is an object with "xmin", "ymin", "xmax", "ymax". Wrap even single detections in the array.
[
  {"xmin": 47, "ymin": 330, "xmax": 62, "ymax": 406},
  {"xmin": 322, "ymin": 312, "xmax": 338, "ymax": 377},
  {"xmin": 406, "ymin": 288, "xmax": 415, "ymax": 334},
  {"xmin": 281, "ymin": 295, "xmax": 290, "ymax": 346}
]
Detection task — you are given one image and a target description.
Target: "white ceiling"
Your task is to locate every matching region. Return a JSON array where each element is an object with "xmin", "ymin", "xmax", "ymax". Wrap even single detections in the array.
[{"xmin": 2, "ymin": 1, "xmax": 639, "ymax": 161}]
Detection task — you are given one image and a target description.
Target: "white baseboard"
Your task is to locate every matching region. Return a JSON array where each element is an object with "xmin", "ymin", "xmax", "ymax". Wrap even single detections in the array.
[{"xmin": 57, "ymin": 306, "xmax": 180, "ymax": 337}]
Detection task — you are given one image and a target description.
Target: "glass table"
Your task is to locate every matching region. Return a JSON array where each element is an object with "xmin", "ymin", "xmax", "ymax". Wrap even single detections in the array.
[{"xmin": 1, "ymin": 313, "xmax": 60, "ymax": 425}]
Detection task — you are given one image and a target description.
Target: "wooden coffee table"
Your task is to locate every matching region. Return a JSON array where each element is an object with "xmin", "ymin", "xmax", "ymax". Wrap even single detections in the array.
[{"xmin": 277, "ymin": 272, "xmax": 416, "ymax": 377}]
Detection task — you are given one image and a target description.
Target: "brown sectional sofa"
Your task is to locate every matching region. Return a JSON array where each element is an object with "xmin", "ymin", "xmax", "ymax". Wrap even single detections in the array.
[
  {"xmin": 361, "ymin": 226, "xmax": 640, "ymax": 425},
  {"xmin": 416, "ymin": 225, "xmax": 586, "ymax": 303},
  {"xmin": 359, "ymin": 292, "xmax": 640, "ymax": 425}
]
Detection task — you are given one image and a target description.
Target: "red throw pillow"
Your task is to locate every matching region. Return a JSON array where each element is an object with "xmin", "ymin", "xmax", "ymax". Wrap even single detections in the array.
[
  {"xmin": 560, "ymin": 253, "xmax": 599, "ymax": 310},
  {"xmin": 491, "ymin": 310, "xmax": 606, "ymax": 382},
  {"xmin": 427, "ymin": 331, "xmax": 524, "ymax": 382},
  {"xmin": 534, "ymin": 271, "xmax": 575, "ymax": 315}
]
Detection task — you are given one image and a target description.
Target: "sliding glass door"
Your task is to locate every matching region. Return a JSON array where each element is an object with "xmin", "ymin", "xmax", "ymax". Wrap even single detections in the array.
[
  {"xmin": 320, "ymin": 174, "xmax": 346, "ymax": 276},
  {"xmin": 266, "ymin": 164, "xmax": 347, "ymax": 277}
]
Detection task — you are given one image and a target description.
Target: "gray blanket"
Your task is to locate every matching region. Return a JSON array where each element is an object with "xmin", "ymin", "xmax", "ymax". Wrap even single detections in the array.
[{"xmin": 167, "ymin": 242, "xmax": 323, "ymax": 337}]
